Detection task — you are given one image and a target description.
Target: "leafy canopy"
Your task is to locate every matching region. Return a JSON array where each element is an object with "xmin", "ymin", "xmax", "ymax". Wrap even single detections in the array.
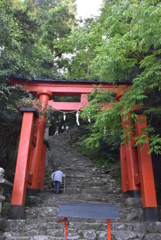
[
  {"xmin": 56, "ymin": 0, "xmax": 161, "ymax": 155},
  {"xmin": 0, "ymin": 0, "xmax": 77, "ymax": 172}
]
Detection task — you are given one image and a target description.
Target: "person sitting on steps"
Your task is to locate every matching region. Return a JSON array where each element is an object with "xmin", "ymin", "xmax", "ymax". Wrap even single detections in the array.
[{"xmin": 51, "ymin": 167, "xmax": 65, "ymax": 194}]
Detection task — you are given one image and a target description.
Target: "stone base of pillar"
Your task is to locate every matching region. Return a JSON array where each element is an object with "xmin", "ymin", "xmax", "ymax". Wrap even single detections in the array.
[
  {"xmin": 129, "ymin": 190, "xmax": 141, "ymax": 198},
  {"xmin": 122, "ymin": 192, "xmax": 129, "ymax": 198},
  {"xmin": 26, "ymin": 188, "xmax": 38, "ymax": 196},
  {"xmin": 143, "ymin": 207, "xmax": 159, "ymax": 222},
  {"xmin": 9, "ymin": 205, "xmax": 24, "ymax": 219}
]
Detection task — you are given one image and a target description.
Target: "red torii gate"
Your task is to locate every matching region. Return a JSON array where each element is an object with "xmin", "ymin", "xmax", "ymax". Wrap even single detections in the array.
[{"xmin": 8, "ymin": 76, "xmax": 158, "ymax": 221}]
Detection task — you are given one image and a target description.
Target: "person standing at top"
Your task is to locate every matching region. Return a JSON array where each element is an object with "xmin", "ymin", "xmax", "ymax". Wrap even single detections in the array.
[
  {"xmin": 51, "ymin": 167, "xmax": 65, "ymax": 194},
  {"xmin": 54, "ymin": 125, "xmax": 59, "ymax": 136},
  {"xmin": 61, "ymin": 125, "xmax": 64, "ymax": 133},
  {"xmin": 65, "ymin": 125, "xmax": 69, "ymax": 133}
]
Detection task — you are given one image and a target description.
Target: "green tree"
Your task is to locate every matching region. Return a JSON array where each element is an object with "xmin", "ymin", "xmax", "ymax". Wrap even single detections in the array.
[
  {"xmin": 0, "ymin": 0, "xmax": 78, "ymax": 176},
  {"xmin": 0, "ymin": 0, "xmax": 49, "ymax": 174},
  {"xmin": 0, "ymin": 0, "xmax": 53, "ymax": 80},
  {"xmin": 54, "ymin": 17, "xmax": 100, "ymax": 79},
  {"xmin": 38, "ymin": 0, "xmax": 77, "ymax": 77},
  {"xmin": 58, "ymin": 0, "xmax": 161, "ymax": 155}
]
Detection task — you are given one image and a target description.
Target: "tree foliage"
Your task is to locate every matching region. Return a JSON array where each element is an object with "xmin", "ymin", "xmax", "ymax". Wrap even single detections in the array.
[
  {"xmin": 0, "ymin": 0, "xmax": 77, "ymax": 175},
  {"xmin": 0, "ymin": 0, "xmax": 53, "ymax": 80},
  {"xmin": 56, "ymin": 0, "xmax": 161, "ymax": 155}
]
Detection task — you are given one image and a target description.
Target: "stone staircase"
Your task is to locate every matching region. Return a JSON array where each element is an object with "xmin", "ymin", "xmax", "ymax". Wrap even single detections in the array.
[{"xmin": 1, "ymin": 130, "xmax": 161, "ymax": 240}]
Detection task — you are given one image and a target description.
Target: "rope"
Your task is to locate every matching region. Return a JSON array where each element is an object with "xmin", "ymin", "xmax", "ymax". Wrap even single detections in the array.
[{"xmin": 49, "ymin": 106, "xmax": 82, "ymax": 114}]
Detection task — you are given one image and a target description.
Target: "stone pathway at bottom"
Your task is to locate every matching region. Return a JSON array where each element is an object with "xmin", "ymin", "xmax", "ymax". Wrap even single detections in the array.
[{"xmin": 1, "ymin": 131, "xmax": 161, "ymax": 240}]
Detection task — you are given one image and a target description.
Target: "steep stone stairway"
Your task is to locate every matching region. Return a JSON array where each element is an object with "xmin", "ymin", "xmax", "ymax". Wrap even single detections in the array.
[{"xmin": 1, "ymin": 130, "xmax": 161, "ymax": 240}]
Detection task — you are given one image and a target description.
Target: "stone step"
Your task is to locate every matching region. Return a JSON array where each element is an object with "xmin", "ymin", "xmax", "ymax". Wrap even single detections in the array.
[
  {"xmin": 62, "ymin": 176, "xmax": 118, "ymax": 182},
  {"xmin": 2, "ymin": 236, "xmax": 62, "ymax": 240},
  {"xmin": 52, "ymin": 160, "xmax": 107, "ymax": 165},
  {"xmin": 2, "ymin": 131, "xmax": 160, "ymax": 240},
  {"xmin": 51, "ymin": 173, "xmax": 111, "ymax": 178},
  {"xmin": 50, "ymin": 182, "xmax": 120, "ymax": 189},
  {"xmin": 5, "ymin": 220, "xmax": 150, "ymax": 234},
  {"xmin": 3, "ymin": 230, "xmax": 161, "ymax": 240},
  {"xmin": 3, "ymin": 219, "xmax": 161, "ymax": 236},
  {"xmin": 57, "ymin": 185, "xmax": 120, "ymax": 192},
  {"xmin": 60, "ymin": 178, "xmax": 118, "ymax": 186},
  {"xmin": 53, "ymin": 189, "xmax": 121, "ymax": 195},
  {"xmin": 144, "ymin": 233, "xmax": 161, "ymax": 240},
  {"xmin": 40, "ymin": 193, "xmax": 123, "ymax": 203},
  {"xmin": 81, "ymin": 188, "xmax": 122, "ymax": 195},
  {"xmin": 47, "ymin": 186, "xmax": 121, "ymax": 195},
  {"xmin": 24, "ymin": 202, "xmax": 143, "ymax": 222},
  {"xmin": 29, "ymin": 194, "xmax": 142, "ymax": 209},
  {"xmin": 57, "ymin": 167, "xmax": 100, "ymax": 170}
]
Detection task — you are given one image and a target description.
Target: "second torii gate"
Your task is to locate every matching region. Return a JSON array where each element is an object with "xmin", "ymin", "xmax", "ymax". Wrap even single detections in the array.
[{"xmin": 8, "ymin": 76, "xmax": 158, "ymax": 221}]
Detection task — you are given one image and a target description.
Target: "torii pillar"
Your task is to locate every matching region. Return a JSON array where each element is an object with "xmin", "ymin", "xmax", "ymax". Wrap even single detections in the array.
[
  {"xmin": 116, "ymin": 91, "xmax": 140, "ymax": 197},
  {"xmin": 39, "ymin": 141, "xmax": 47, "ymax": 191},
  {"xmin": 9, "ymin": 108, "xmax": 39, "ymax": 219},
  {"xmin": 121, "ymin": 112, "xmax": 141, "ymax": 197},
  {"xmin": 9, "ymin": 90, "xmax": 52, "ymax": 219},
  {"xmin": 134, "ymin": 110, "xmax": 158, "ymax": 221},
  {"xmin": 26, "ymin": 90, "xmax": 52, "ymax": 196}
]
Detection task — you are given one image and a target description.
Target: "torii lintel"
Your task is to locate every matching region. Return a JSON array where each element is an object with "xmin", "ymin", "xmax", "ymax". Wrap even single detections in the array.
[
  {"xmin": 8, "ymin": 76, "xmax": 131, "ymax": 97},
  {"xmin": 9, "ymin": 76, "xmax": 131, "ymax": 111}
]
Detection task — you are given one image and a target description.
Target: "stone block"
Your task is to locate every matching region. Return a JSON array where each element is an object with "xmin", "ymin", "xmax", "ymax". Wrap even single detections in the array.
[
  {"xmin": 78, "ymin": 229, "xmax": 96, "ymax": 239},
  {"xmin": 144, "ymin": 233, "xmax": 161, "ymax": 240},
  {"xmin": 3, "ymin": 219, "xmax": 25, "ymax": 233},
  {"xmin": 111, "ymin": 230, "xmax": 145, "ymax": 240},
  {"xmin": 144, "ymin": 222, "xmax": 161, "ymax": 233}
]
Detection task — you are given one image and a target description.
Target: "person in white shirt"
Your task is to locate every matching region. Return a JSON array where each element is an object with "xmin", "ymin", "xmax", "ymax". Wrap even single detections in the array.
[
  {"xmin": 65, "ymin": 125, "xmax": 69, "ymax": 133},
  {"xmin": 61, "ymin": 125, "xmax": 64, "ymax": 133},
  {"xmin": 51, "ymin": 167, "xmax": 65, "ymax": 194}
]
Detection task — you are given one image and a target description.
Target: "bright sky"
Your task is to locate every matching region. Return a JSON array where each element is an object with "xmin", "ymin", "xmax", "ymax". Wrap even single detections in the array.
[{"xmin": 76, "ymin": 0, "xmax": 103, "ymax": 19}]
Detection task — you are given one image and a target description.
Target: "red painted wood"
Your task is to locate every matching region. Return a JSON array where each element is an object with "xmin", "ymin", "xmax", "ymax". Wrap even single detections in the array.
[
  {"xmin": 116, "ymin": 87, "xmax": 129, "ymax": 100},
  {"xmin": 60, "ymin": 218, "xmax": 68, "ymax": 240},
  {"xmin": 134, "ymin": 174, "xmax": 140, "ymax": 186},
  {"xmin": 81, "ymin": 93, "xmax": 88, "ymax": 103},
  {"xmin": 37, "ymin": 90, "xmax": 52, "ymax": 107},
  {"xmin": 27, "ymin": 90, "xmax": 52, "ymax": 191},
  {"xmin": 48, "ymin": 101, "xmax": 114, "ymax": 112},
  {"xmin": 101, "ymin": 103, "xmax": 113, "ymax": 111},
  {"xmin": 64, "ymin": 223, "xmax": 68, "ymax": 240},
  {"xmin": 11, "ymin": 112, "xmax": 34, "ymax": 205},
  {"xmin": 48, "ymin": 101, "xmax": 88, "ymax": 111},
  {"xmin": 135, "ymin": 114, "xmax": 157, "ymax": 208},
  {"xmin": 9, "ymin": 77, "xmax": 131, "ymax": 96},
  {"xmin": 39, "ymin": 144, "xmax": 47, "ymax": 191},
  {"xmin": 121, "ymin": 113, "xmax": 140, "ymax": 192},
  {"xmin": 27, "ymin": 172, "xmax": 33, "ymax": 185},
  {"xmin": 27, "ymin": 140, "xmax": 35, "ymax": 188},
  {"xmin": 120, "ymin": 145, "xmax": 129, "ymax": 192},
  {"xmin": 107, "ymin": 219, "xmax": 111, "ymax": 240},
  {"xmin": 26, "ymin": 117, "xmax": 36, "ymax": 189}
]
